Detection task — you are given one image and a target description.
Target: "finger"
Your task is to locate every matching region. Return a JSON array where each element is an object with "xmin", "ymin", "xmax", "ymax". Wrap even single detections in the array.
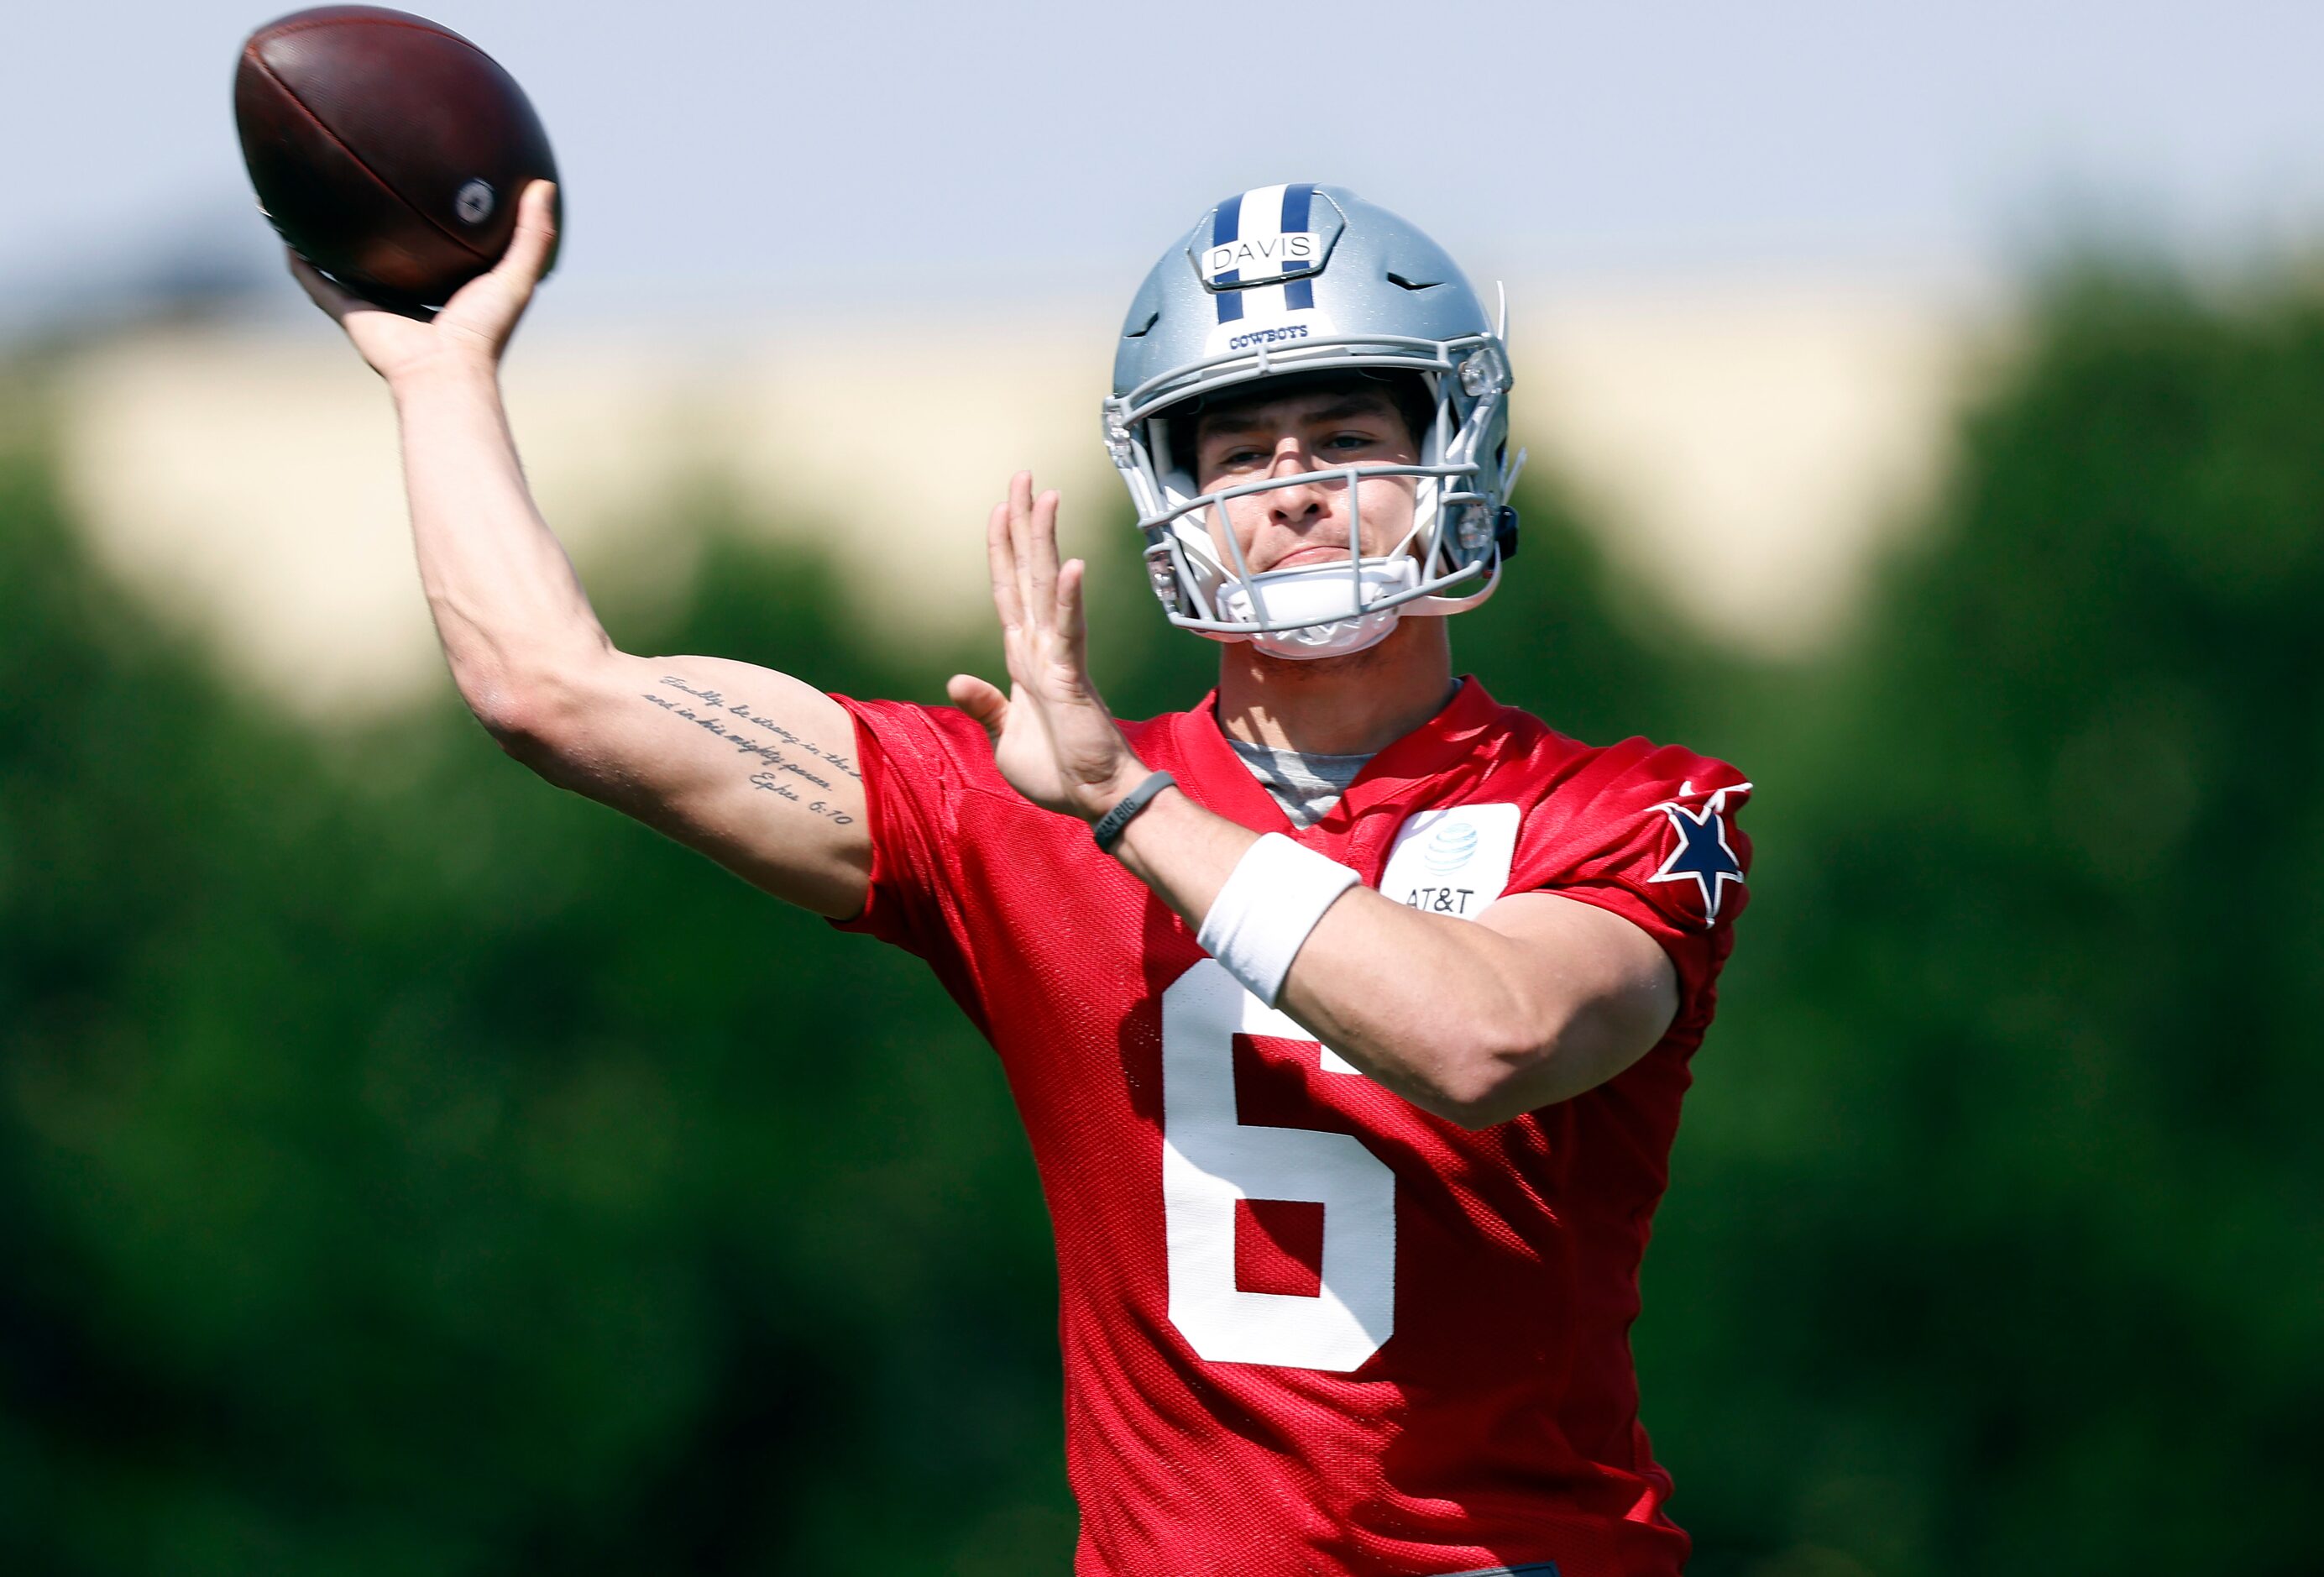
[
  {"xmin": 287, "ymin": 252, "xmax": 360, "ymax": 322},
  {"xmin": 491, "ymin": 180, "xmax": 560, "ymax": 292},
  {"xmin": 1057, "ymin": 557, "xmax": 1090, "ymax": 673},
  {"xmin": 1006, "ymin": 471, "xmax": 1044, "ymax": 631},
  {"xmin": 437, "ymin": 181, "xmax": 558, "ymax": 343},
  {"xmin": 945, "ymin": 673, "xmax": 1009, "ymax": 741},
  {"xmin": 985, "ymin": 500, "xmax": 1027, "ymax": 634},
  {"xmin": 1023, "ymin": 487, "xmax": 1062, "ymax": 636}
]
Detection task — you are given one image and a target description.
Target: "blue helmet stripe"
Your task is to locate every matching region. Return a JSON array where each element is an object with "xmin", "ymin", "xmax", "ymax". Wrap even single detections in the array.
[
  {"xmin": 1282, "ymin": 182, "xmax": 1315, "ymax": 233},
  {"xmin": 1212, "ymin": 192, "xmax": 1247, "ymax": 321},
  {"xmin": 1213, "ymin": 192, "xmax": 1244, "ymax": 246},
  {"xmin": 1280, "ymin": 185, "xmax": 1316, "ymax": 307},
  {"xmin": 1214, "ymin": 271, "xmax": 1244, "ymax": 322}
]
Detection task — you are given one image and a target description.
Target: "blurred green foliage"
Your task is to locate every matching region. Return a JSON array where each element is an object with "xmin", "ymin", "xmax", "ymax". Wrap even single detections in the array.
[
  {"xmin": 1637, "ymin": 265, "xmax": 2324, "ymax": 1577},
  {"xmin": 1, "ymin": 260, "xmax": 2319, "ymax": 1576}
]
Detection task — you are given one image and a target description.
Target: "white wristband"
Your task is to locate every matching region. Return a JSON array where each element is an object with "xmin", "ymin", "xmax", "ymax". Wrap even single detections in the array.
[{"xmin": 1196, "ymin": 834, "xmax": 1361, "ymax": 1008}]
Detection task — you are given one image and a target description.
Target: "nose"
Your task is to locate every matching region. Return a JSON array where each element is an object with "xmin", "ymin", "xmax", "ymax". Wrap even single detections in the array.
[{"xmin": 1264, "ymin": 436, "xmax": 1333, "ymax": 526}]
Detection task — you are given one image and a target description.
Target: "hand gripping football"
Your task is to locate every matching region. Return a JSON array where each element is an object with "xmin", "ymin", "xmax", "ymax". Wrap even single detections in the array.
[{"xmin": 234, "ymin": 5, "xmax": 560, "ymax": 315}]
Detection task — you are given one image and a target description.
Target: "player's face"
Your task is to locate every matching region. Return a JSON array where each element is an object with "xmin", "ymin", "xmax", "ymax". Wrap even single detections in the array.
[{"xmin": 1191, "ymin": 390, "xmax": 1421, "ymax": 574}]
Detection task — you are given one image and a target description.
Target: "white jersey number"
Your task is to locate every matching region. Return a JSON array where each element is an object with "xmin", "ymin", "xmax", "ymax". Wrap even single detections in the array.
[{"xmin": 1160, "ymin": 960, "xmax": 1395, "ymax": 1370}]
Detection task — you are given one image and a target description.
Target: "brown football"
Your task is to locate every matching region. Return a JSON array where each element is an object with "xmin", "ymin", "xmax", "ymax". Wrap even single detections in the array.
[{"xmin": 234, "ymin": 6, "xmax": 559, "ymax": 315}]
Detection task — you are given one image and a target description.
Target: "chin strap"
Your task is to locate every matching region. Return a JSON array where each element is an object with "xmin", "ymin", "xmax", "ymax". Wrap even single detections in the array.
[{"xmin": 1216, "ymin": 558, "xmax": 1419, "ymax": 660}]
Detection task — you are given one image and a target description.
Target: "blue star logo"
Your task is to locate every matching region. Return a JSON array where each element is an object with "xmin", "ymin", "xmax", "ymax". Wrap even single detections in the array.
[{"xmin": 1646, "ymin": 782, "xmax": 1750, "ymax": 925}]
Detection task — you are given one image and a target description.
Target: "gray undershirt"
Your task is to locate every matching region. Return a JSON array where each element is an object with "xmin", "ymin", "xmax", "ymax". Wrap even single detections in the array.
[{"xmin": 1226, "ymin": 737, "xmax": 1376, "ymax": 829}]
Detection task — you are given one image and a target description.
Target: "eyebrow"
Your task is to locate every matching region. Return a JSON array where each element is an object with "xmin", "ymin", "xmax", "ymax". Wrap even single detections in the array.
[{"xmin": 1196, "ymin": 396, "xmax": 1396, "ymax": 438}]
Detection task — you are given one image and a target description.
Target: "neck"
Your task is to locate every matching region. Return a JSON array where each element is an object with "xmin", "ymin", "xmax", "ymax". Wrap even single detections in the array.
[{"xmin": 1215, "ymin": 616, "xmax": 1457, "ymax": 757}]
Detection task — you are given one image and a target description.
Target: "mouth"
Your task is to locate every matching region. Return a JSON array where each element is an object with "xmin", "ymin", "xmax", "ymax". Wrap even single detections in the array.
[{"xmin": 1264, "ymin": 543, "xmax": 1356, "ymax": 573}]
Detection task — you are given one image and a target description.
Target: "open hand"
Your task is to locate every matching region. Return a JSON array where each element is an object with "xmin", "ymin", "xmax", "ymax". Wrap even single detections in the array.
[
  {"xmin": 290, "ymin": 179, "xmax": 558, "ymax": 387},
  {"xmin": 947, "ymin": 474, "xmax": 1149, "ymax": 822}
]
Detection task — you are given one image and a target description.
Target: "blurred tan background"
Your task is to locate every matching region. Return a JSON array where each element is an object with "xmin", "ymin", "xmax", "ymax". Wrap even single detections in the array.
[{"xmin": 54, "ymin": 275, "xmax": 1976, "ymax": 717}]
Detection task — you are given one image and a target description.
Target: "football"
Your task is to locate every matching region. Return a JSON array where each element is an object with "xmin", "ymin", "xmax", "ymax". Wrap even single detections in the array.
[{"xmin": 234, "ymin": 5, "xmax": 558, "ymax": 315}]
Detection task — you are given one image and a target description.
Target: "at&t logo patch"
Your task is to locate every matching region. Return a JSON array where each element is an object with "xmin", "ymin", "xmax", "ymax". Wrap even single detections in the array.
[
  {"xmin": 1378, "ymin": 803, "xmax": 1520, "ymax": 919},
  {"xmin": 1422, "ymin": 818, "xmax": 1481, "ymax": 876}
]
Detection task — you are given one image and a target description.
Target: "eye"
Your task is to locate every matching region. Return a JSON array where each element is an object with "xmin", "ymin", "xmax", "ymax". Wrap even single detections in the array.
[{"xmin": 1324, "ymin": 429, "xmax": 1384, "ymax": 452}]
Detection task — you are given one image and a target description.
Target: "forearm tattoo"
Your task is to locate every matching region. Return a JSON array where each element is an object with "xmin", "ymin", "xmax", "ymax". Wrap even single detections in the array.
[{"xmin": 637, "ymin": 674, "xmax": 862, "ymax": 825}]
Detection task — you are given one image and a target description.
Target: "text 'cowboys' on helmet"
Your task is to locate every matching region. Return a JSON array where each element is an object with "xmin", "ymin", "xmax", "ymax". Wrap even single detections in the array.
[{"xmin": 1103, "ymin": 183, "xmax": 1525, "ymax": 660}]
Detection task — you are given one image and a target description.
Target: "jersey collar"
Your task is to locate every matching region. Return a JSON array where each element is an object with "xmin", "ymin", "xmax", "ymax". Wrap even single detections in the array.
[{"xmin": 1169, "ymin": 675, "xmax": 1506, "ymax": 836}]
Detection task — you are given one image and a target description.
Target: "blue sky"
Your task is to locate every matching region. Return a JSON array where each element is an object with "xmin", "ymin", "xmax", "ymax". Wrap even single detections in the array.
[{"xmin": 6, "ymin": 0, "xmax": 2321, "ymax": 326}]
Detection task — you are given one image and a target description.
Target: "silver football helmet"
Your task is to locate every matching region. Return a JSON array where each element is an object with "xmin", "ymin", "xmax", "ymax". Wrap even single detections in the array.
[{"xmin": 1103, "ymin": 183, "xmax": 1522, "ymax": 659}]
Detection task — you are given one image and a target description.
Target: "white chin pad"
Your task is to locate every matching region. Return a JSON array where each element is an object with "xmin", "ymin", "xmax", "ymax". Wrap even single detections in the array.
[{"xmin": 1217, "ymin": 559, "xmax": 1417, "ymax": 660}]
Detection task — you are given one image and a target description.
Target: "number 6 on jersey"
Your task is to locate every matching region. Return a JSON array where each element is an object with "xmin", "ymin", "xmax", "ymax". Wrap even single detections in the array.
[{"xmin": 1161, "ymin": 960, "xmax": 1395, "ymax": 1370}]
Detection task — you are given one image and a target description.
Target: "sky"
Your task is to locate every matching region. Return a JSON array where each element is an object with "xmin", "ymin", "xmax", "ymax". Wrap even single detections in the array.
[{"xmin": 4, "ymin": 0, "xmax": 2323, "ymax": 330}]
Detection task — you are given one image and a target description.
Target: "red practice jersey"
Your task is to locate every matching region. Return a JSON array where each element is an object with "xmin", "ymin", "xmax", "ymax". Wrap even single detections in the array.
[{"xmin": 833, "ymin": 678, "xmax": 1751, "ymax": 1577}]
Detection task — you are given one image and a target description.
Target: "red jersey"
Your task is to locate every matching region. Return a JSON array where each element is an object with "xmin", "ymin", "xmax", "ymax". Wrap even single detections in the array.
[{"xmin": 833, "ymin": 677, "xmax": 1751, "ymax": 1577}]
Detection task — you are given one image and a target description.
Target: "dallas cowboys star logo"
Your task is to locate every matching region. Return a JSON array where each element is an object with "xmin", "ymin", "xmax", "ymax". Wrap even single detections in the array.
[{"xmin": 1646, "ymin": 780, "xmax": 1751, "ymax": 925}]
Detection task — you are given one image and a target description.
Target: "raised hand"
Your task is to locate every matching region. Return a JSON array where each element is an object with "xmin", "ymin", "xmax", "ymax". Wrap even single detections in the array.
[
  {"xmin": 947, "ymin": 473, "xmax": 1150, "ymax": 822},
  {"xmin": 291, "ymin": 179, "xmax": 559, "ymax": 386}
]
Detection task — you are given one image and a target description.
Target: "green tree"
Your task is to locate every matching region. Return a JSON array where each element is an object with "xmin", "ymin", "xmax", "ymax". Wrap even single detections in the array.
[
  {"xmin": 0, "ymin": 449, "xmax": 1065, "ymax": 1574},
  {"xmin": 1647, "ymin": 265, "xmax": 2324, "ymax": 1576}
]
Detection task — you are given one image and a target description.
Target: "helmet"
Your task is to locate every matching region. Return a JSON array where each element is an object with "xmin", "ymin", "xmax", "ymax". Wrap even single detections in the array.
[{"xmin": 1102, "ymin": 183, "xmax": 1524, "ymax": 660}]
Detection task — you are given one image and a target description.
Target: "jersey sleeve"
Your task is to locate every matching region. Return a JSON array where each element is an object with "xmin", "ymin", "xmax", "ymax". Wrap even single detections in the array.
[
  {"xmin": 823, "ymin": 694, "xmax": 988, "ymax": 967},
  {"xmin": 1521, "ymin": 741, "xmax": 1754, "ymax": 1036}
]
